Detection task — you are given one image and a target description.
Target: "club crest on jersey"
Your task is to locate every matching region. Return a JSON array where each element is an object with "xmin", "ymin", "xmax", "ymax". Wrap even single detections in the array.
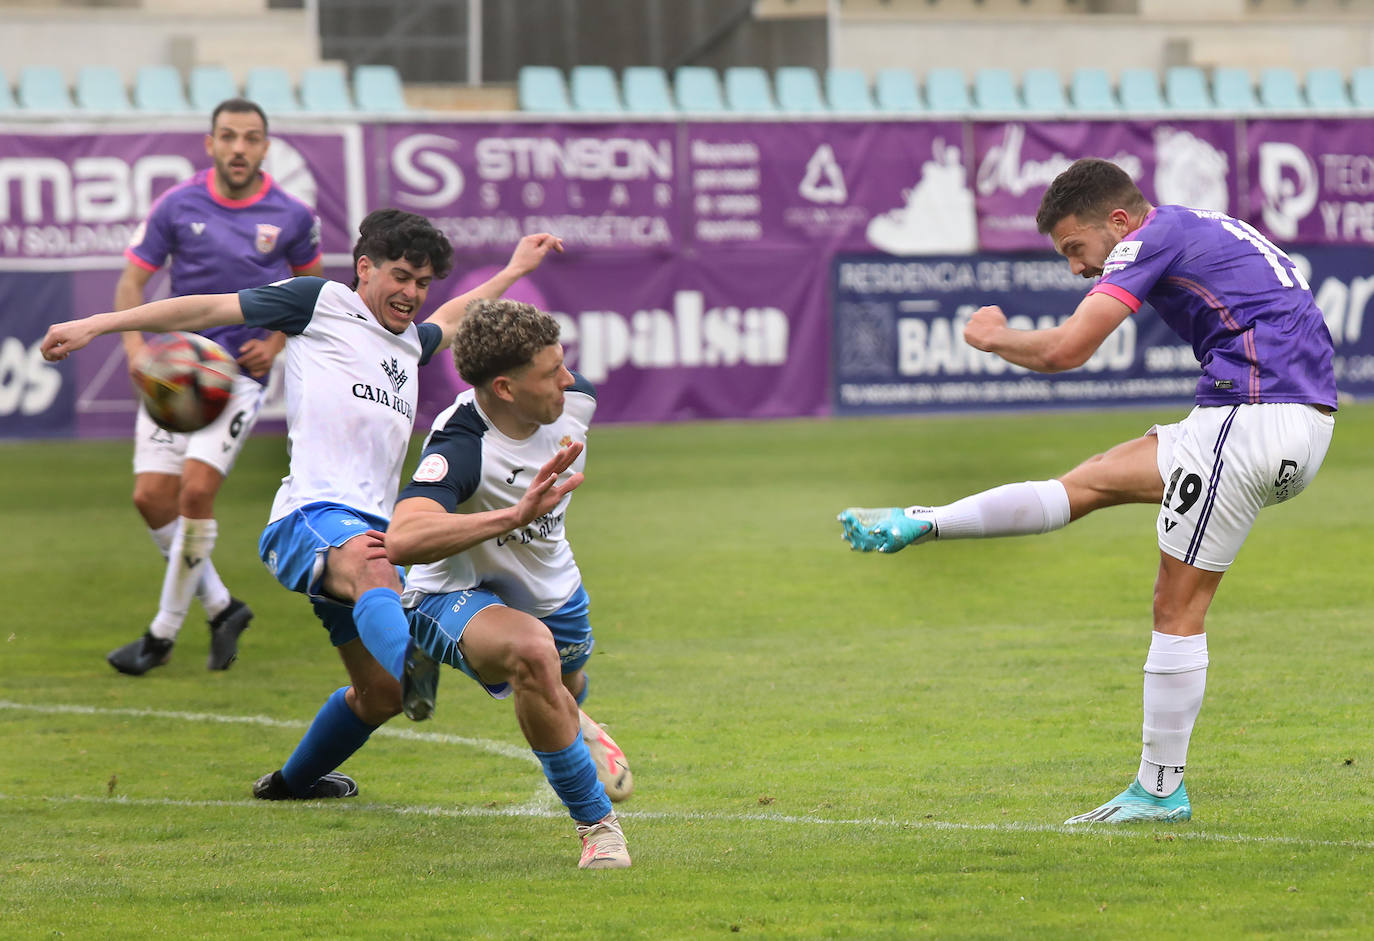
[
  {"xmin": 559, "ymin": 435, "xmax": 573, "ymax": 448},
  {"xmin": 255, "ymin": 223, "xmax": 282, "ymax": 254},
  {"xmin": 413, "ymin": 453, "xmax": 449, "ymax": 483},
  {"xmin": 382, "ymin": 357, "xmax": 408, "ymax": 394}
]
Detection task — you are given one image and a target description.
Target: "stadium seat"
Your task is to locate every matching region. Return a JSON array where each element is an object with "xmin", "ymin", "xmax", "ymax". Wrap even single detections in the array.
[
  {"xmin": 1164, "ymin": 66, "xmax": 1213, "ymax": 111},
  {"xmin": 673, "ymin": 66, "xmax": 725, "ymax": 113},
  {"xmin": 1069, "ymin": 68, "xmax": 1118, "ymax": 112},
  {"xmin": 723, "ymin": 66, "xmax": 777, "ymax": 113},
  {"xmin": 1117, "ymin": 68, "xmax": 1165, "ymax": 112},
  {"xmin": 1351, "ymin": 66, "xmax": 1374, "ymax": 109},
  {"xmin": 622, "ymin": 66, "xmax": 675, "ymax": 113},
  {"xmin": 825, "ymin": 68, "xmax": 875, "ymax": 113},
  {"xmin": 300, "ymin": 66, "xmax": 354, "ymax": 112},
  {"xmin": 569, "ymin": 65, "xmax": 623, "ymax": 113},
  {"xmin": 189, "ymin": 66, "xmax": 239, "ymax": 113},
  {"xmin": 972, "ymin": 67, "xmax": 1022, "ymax": 113},
  {"xmin": 774, "ymin": 66, "xmax": 826, "ymax": 114},
  {"xmin": 76, "ymin": 66, "xmax": 131, "ymax": 113},
  {"xmin": 18, "ymin": 66, "xmax": 74, "ymax": 111},
  {"xmin": 244, "ymin": 67, "xmax": 299, "ymax": 113},
  {"xmin": 354, "ymin": 64, "xmax": 408, "ymax": 112},
  {"xmin": 517, "ymin": 65, "xmax": 570, "ymax": 112},
  {"xmin": 924, "ymin": 67, "xmax": 971, "ymax": 114},
  {"xmin": 1303, "ymin": 68, "xmax": 1351, "ymax": 111},
  {"xmin": 874, "ymin": 67, "xmax": 921, "ymax": 112},
  {"xmin": 1259, "ymin": 67, "xmax": 1304, "ymax": 111},
  {"xmin": 1021, "ymin": 68, "xmax": 1068, "ymax": 114},
  {"xmin": 1212, "ymin": 67, "xmax": 1259, "ymax": 112},
  {"xmin": 134, "ymin": 65, "xmax": 190, "ymax": 112}
]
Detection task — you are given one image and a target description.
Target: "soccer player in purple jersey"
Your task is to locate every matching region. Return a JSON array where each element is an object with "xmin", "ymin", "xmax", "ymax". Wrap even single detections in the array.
[
  {"xmin": 108, "ymin": 98, "xmax": 324, "ymax": 676},
  {"xmin": 838, "ymin": 158, "xmax": 1336, "ymax": 824}
]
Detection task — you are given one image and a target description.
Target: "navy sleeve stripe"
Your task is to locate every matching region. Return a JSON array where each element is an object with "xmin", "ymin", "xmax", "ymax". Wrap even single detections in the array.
[
  {"xmin": 238, "ymin": 277, "xmax": 328, "ymax": 334},
  {"xmin": 417, "ymin": 322, "xmax": 444, "ymax": 367},
  {"xmin": 569, "ymin": 371, "xmax": 596, "ymax": 399}
]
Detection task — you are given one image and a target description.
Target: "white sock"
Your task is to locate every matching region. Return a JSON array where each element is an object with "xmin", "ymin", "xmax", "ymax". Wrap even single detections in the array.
[
  {"xmin": 149, "ymin": 517, "xmax": 219, "ymax": 641},
  {"xmin": 912, "ymin": 480, "xmax": 1071, "ymax": 539},
  {"xmin": 1138, "ymin": 631, "xmax": 1209, "ymax": 798},
  {"xmin": 146, "ymin": 519, "xmax": 231, "ymax": 623}
]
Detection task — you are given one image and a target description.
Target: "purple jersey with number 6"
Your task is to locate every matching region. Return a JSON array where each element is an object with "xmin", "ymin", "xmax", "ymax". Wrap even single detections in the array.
[
  {"xmin": 1088, "ymin": 205, "xmax": 1336, "ymax": 409},
  {"xmin": 125, "ymin": 168, "xmax": 321, "ymax": 384}
]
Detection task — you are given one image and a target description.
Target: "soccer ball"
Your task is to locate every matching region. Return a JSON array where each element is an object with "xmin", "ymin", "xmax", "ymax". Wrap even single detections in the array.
[{"xmin": 133, "ymin": 332, "xmax": 240, "ymax": 433}]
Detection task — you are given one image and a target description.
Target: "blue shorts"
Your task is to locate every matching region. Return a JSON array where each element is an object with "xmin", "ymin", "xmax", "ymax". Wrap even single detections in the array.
[
  {"xmin": 258, "ymin": 501, "xmax": 405, "ymax": 647},
  {"xmin": 406, "ymin": 585, "xmax": 595, "ymax": 699}
]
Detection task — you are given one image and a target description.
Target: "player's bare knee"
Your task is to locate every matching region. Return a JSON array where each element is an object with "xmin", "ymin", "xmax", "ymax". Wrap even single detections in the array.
[
  {"xmin": 351, "ymin": 676, "xmax": 403, "ymax": 723},
  {"xmin": 507, "ymin": 632, "xmax": 562, "ymax": 692}
]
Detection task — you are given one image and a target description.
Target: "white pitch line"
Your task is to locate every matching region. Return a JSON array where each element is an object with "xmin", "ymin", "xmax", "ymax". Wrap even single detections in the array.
[
  {"xmin": 0, "ymin": 699, "xmax": 538, "ymax": 764},
  {"xmin": 3, "ymin": 701, "xmax": 1372, "ymax": 853}
]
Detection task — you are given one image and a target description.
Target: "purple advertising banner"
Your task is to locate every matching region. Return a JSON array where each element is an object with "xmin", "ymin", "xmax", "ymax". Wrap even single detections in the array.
[
  {"xmin": 0, "ymin": 123, "xmax": 359, "ymax": 265},
  {"xmin": 972, "ymin": 119, "xmax": 1240, "ymax": 252},
  {"xmin": 1246, "ymin": 118, "xmax": 1374, "ymax": 246},
  {"xmin": 416, "ymin": 247, "xmax": 830, "ymax": 425},
  {"xmin": 684, "ymin": 120, "xmax": 969, "ymax": 253},
  {"xmin": 372, "ymin": 122, "xmax": 680, "ymax": 255}
]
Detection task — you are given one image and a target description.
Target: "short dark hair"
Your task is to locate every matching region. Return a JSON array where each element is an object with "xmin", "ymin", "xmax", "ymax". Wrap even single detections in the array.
[
  {"xmin": 210, "ymin": 98, "xmax": 268, "ymax": 134},
  {"xmin": 1036, "ymin": 158, "xmax": 1149, "ymax": 234},
  {"xmin": 453, "ymin": 299, "xmax": 561, "ymax": 388},
  {"xmin": 350, "ymin": 209, "xmax": 455, "ymax": 288}
]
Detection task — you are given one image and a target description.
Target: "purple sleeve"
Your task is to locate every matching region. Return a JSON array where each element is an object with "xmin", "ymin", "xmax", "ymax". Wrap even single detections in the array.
[
  {"xmin": 285, "ymin": 208, "xmax": 323, "ymax": 270},
  {"xmin": 1091, "ymin": 212, "xmax": 1184, "ymax": 310},
  {"xmin": 125, "ymin": 197, "xmax": 175, "ymax": 271}
]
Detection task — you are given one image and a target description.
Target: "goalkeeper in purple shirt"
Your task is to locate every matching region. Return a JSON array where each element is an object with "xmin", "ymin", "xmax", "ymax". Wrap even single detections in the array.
[
  {"xmin": 107, "ymin": 98, "xmax": 324, "ymax": 677},
  {"xmin": 839, "ymin": 158, "xmax": 1336, "ymax": 824}
]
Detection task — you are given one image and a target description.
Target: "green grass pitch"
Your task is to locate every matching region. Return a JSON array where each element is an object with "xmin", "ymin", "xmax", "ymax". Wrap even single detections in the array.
[{"xmin": 2, "ymin": 405, "xmax": 1371, "ymax": 939}]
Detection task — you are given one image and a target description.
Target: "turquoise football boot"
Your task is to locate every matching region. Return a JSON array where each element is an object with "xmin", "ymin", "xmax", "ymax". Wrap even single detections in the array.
[
  {"xmin": 1064, "ymin": 780, "xmax": 1192, "ymax": 824},
  {"xmin": 837, "ymin": 507, "xmax": 936, "ymax": 554}
]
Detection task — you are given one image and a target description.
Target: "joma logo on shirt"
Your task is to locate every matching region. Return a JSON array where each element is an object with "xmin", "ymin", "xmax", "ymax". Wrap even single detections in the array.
[{"xmin": 351, "ymin": 382, "xmax": 414, "ymax": 420}]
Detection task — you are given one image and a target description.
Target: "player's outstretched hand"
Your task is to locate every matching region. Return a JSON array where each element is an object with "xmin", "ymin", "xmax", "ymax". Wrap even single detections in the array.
[
  {"xmin": 513, "ymin": 442, "xmax": 584, "ymax": 527},
  {"xmin": 508, "ymin": 233, "xmax": 565, "ymax": 277},
  {"xmin": 41, "ymin": 318, "xmax": 102, "ymax": 361},
  {"xmin": 963, "ymin": 305, "xmax": 1008, "ymax": 353}
]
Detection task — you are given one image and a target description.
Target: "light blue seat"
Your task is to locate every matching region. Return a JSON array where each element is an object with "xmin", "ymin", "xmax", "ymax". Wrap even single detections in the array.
[
  {"xmin": 76, "ymin": 66, "xmax": 132, "ymax": 113},
  {"xmin": 874, "ymin": 67, "xmax": 920, "ymax": 112},
  {"xmin": 1304, "ymin": 68, "xmax": 1351, "ymax": 111},
  {"xmin": 622, "ymin": 66, "xmax": 674, "ymax": 113},
  {"xmin": 189, "ymin": 66, "xmax": 239, "ymax": 112},
  {"xmin": 674, "ymin": 66, "xmax": 725, "ymax": 113},
  {"xmin": 924, "ymin": 67, "xmax": 971, "ymax": 114},
  {"xmin": 973, "ymin": 67, "xmax": 1022, "ymax": 112},
  {"xmin": 1351, "ymin": 66, "xmax": 1374, "ymax": 109},
  {"xmin": 1021, "ymin": 68, "xmax": 1068, "ymax": 114},
  {"xmin": 723, "ymin": 66, "xmax": 777, "ymax": 113},
  {"xmin": 570, "ymin": 65, "xmax": 623, "ymax": 113},
  {"xmin": 1117, "ymin": 68, "xmax": 1165, "ymax": 112},
  {"xmin": 1212, "ymin": 67, "xmax": 1258, "ymax": 112},
  {"xmin": 354, "ymin": 64, "xmax": 408, "ymax": 112},
  {"xmin": 517, "ymin": 65, "xmax": 569, "ymax": 112},
  {"xmin": 300, "ymin": 67, "xmax": 354, "ymax": 112},
  {"xmin": 775, "ymin": 66, "xmax": 826, "ymax": 113},
  {"xmin": 244, "ymin": 67, "xmax": 299, "ymax": 113},
  {"xmin": 134, "ymin": 65, "xmax": 189, "ymax": 112},
  {"xmin": 825, "ymin": 68, "xmax": 874, "ymax": 113},
  {"xmin": 1259, "ymin": 67, "xmax": 1304, "ymax": 111},
  {"xmin": 18, "ymin": 66, "xmax": 74, "ymax": 111},
  {"xmin": 1070, "ymin": 68, "xmax": 1118, "ymax": 112},
  {"xmin": 1164, "ymin": 66, "xmax": 1212, "ymax": 111}
]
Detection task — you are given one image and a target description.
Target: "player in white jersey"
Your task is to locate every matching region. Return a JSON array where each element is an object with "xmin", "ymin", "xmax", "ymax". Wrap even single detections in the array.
[
  {"xmin": 41, "ymin": 211, "xmax": 564, "ymax": 801},
  {"xmin": 377, "ymin": 300, "xmax": 631, "ymax": 869}
]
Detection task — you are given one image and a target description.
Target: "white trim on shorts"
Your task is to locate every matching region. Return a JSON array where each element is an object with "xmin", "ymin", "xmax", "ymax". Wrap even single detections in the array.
[
  {"xmin": 132, "ymin": 373, "xmax": 267, "ymax": 477},
  {"xmin": 1151, "ymin": 403, "xmax": 1334, "ymax": 572}
]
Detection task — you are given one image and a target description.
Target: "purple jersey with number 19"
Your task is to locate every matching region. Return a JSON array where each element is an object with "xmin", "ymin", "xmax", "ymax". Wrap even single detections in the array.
[{"xmin": 1088, "ymin": 205, "xmax": 1337, "ymax": 410}]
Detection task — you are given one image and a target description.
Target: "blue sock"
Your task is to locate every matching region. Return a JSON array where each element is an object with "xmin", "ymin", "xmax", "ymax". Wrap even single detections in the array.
[
  {"xmin": 281, "ymin": 687, "xmax": 377, "ymax": 796},
  {"xmin": 534, "ymin": 732, "xmax": 612, "ymax": 825},
  {"xmin": 574, "ymin": 674, "xmax": 589, "ymax": 706},
  {"xmin": 353, "ymin": 587, "xmax": 409, "ymax": 680}
]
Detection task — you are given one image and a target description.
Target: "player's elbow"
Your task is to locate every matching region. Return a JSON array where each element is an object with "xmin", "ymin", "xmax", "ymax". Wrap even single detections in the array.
[{"xmin": 1039, "ymin": 337, "xmax": 1094, "ymax": 373}]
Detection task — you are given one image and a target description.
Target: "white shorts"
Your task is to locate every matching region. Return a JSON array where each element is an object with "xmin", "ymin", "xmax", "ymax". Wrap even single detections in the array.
[
  {"xmin": 1151, "ymin": 403, "xmax": 1334, "ymax": 572},
  {"xmin": 132, "ymin": 373, "xmax": 267, "ymax": 477}
]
